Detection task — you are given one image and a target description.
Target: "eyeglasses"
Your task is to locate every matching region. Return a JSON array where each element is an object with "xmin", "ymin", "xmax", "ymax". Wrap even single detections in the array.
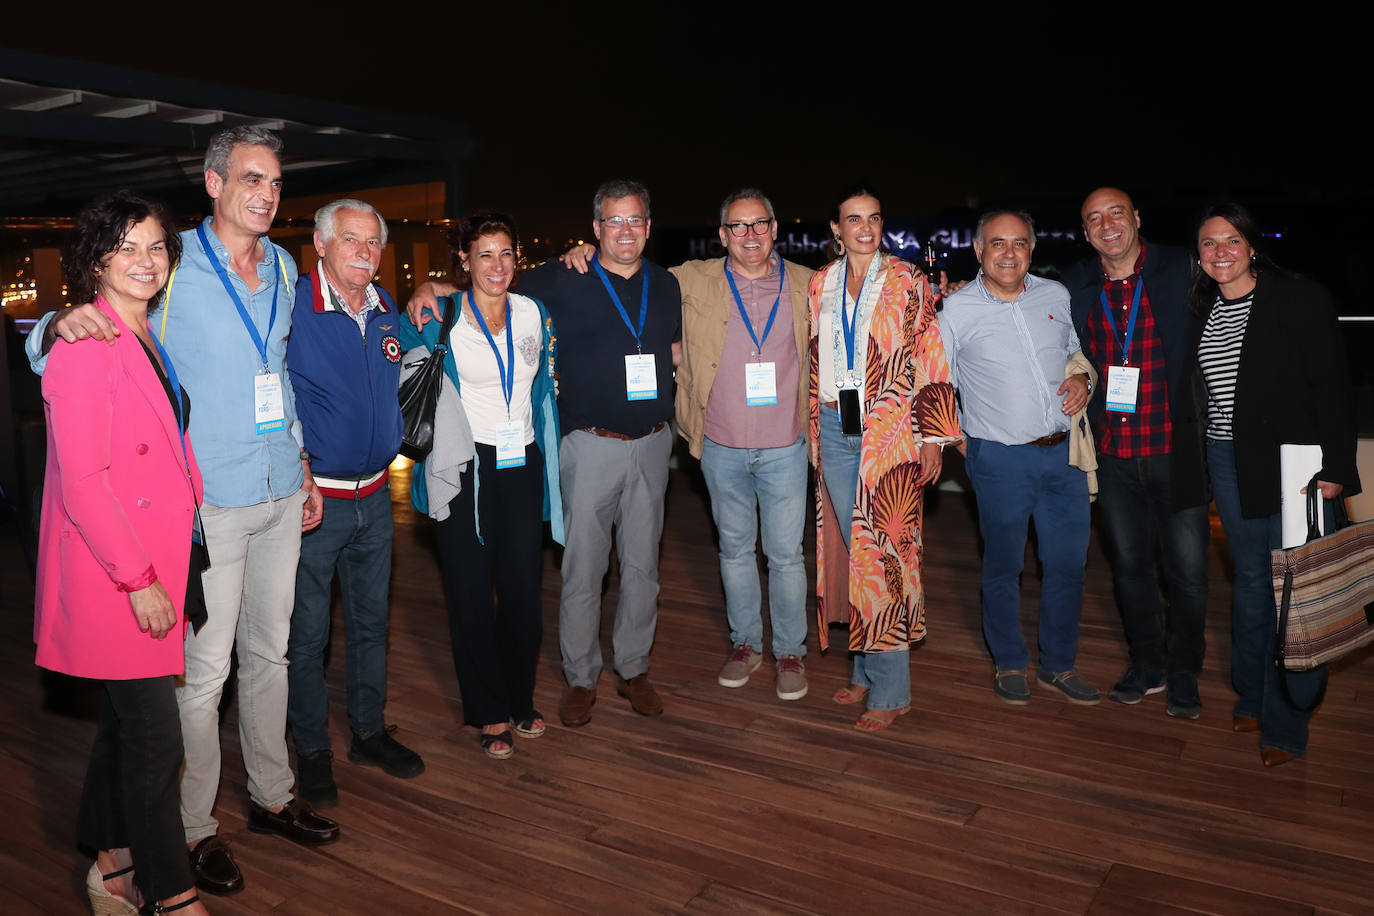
[
  {"xmin": 599, "ymin": 216, "xmax": 646, "ymax": 229},
  {"xmin": 723, "ymin": 219, "xmax": 773, "ymax": 237}
]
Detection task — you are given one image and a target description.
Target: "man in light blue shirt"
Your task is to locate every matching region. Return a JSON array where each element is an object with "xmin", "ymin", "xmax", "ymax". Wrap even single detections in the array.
[
  {"xmin": 939, "ymin": 210, "xmax": 1099, "ymax": 708},
  {"xmin": 29, "ymin": 127, "xmax": 338, "ymax": 896}
]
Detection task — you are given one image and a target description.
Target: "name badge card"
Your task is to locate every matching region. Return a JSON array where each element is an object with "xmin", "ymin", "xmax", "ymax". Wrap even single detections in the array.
[
  {"xmin": 1105, "ymin": 365, "xmax": 1141, "ymax": 413},
  {"xmin": 495, "ymin": 423, "xmax": 526, "ymax": 468},
  {"xmin": 745, "ymin": 361, "xmax": 777, "ymax": 406},
  {"xmin": 625, "ymin": 353, "xmax": 657, "ymax": 400},
  {"xmin": 254, "ymin": 372, "xmax": 286, "ymax": 433}
]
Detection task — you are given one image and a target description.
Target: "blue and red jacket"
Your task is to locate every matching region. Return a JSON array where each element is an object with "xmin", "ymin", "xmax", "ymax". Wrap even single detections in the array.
[{"xmin": 288, "ymin": 267, "xmax": 404, "ymax": 495}]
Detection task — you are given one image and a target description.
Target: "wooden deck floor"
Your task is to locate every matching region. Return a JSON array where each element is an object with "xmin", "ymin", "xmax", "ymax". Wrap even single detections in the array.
[{"xmin": 2, "ymin": 453, "xmax": 1373, "ymax": 915}]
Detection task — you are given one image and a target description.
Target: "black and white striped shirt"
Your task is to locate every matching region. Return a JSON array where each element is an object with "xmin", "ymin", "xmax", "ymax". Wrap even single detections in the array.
[{"xmin": 1197, "ymin": 291, "xmax": 1254, "ymax": 440}]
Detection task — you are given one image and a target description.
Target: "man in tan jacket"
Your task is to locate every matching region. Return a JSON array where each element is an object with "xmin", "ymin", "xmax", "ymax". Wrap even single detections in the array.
[{"xmin": 673, "ymin": 189, "xmax": 814, "ymax": 699}]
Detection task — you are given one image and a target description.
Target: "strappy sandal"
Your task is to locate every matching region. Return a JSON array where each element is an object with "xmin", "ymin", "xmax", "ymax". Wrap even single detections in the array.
[
  {"xmin": 854, "ymin": 706, "xmax": 910, "ymax": 732},
  {"xmin": 479, "ymin": 729, "xmax": 514, "ymax": 759},
  {"xmin": 142, "ymin": 895, "xmax": 201, "ymax": 914},
  {"xmin": 832, "ymin": 684, "xmax": 869, "ymax": 705},
  {"xmin": 88, "ymin": 863, "xmax": 138, "ymax": 915},
  {"xmin": 513, "ymin": 711, "xmax": 546, "ymax": 738}
]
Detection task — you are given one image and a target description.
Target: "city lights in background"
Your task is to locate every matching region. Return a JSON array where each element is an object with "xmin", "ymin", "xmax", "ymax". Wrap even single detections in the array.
[{"xmin": 2, "ymin": 280, "xmax": 37, "ymax": 307}]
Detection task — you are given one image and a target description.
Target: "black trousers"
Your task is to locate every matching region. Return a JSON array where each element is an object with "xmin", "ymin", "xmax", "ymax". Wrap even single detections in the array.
[
  {"xmin": 76, "ymin": 675, "xmax": 193, "ymax": 901},
  {"xmin": 435, "ymin": 443, "xmax": 545, "ymax": 727}
]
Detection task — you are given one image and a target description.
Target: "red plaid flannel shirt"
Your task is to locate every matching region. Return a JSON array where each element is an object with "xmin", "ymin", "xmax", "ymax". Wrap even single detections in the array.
[{"xmin": 1086, "ymin": 245, "xmax": 1172, "ymax": 457}]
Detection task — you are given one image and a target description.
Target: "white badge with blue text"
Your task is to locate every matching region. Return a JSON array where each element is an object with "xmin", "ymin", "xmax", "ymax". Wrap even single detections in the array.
[
  {"xmin": 495, "ymin": 422, "xmax": 526, "ymax": 468},
  {"xmin": 1104, "ymin": 365, "xmax": 1140, "ymax": 413},
  {"xmin": 625, "ymin": 353, "xmax": 657, "ymax": 400},
  {"xmin": 745, "ymin": 361, "xmax": 777, "ymax": 406},
  {"xmin": 254, "ymin": 372, "xmax": 286, "ymax": 433}
]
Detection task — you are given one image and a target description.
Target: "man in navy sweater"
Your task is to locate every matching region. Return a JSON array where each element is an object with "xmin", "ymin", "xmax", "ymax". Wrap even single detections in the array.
[{"xmin": 287, "ymin": 199, "xmax": 423, "ymax": 808}]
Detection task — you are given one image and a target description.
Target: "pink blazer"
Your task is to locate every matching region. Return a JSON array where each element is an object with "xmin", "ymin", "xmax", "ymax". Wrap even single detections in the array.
[{"xmin": 34, "ymin": 301, "xmax": 204, "ymax": 680}]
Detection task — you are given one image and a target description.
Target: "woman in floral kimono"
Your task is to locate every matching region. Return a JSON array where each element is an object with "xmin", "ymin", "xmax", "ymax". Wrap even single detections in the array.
[{"xmin": 809, "ymin": 185, "xmax": 962, "ymax": 731}]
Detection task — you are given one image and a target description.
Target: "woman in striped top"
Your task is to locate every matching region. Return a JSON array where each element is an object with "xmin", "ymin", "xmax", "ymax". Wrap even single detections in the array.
[{"xmin": 1188, "ymin": 202, "xmax": 1361, "ymax": 768}]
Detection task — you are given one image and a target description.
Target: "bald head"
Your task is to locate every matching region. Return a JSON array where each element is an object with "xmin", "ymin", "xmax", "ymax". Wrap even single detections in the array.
[{"xmin": 1080, "ymin": 187, "xmax": 1142, "ymax": 275}]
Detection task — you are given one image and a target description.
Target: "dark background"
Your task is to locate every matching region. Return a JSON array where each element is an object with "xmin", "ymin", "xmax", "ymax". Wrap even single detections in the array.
[{"xmin": 10, "ymin": 9, "xmax": 1367, "ymax": 254}]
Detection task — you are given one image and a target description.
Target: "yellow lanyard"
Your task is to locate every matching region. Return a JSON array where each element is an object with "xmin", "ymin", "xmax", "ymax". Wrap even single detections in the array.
[{"xmin": 159, "ymin": 247, "xmax": 291, "ymax": 344}]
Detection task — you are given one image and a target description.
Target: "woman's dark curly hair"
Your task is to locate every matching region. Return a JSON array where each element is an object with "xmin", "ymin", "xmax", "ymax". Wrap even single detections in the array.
[
  {"xmin": 448, "ymin": 212, "xmax": 520, "ymax": 293},
  {"xmin": 65, "ymin": 191, "xmax": 182, "ymax": 309}
]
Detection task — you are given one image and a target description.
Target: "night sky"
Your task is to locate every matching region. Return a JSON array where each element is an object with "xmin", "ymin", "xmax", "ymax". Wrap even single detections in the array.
[{"xmin": 10, "ymin": 8, "xmax": 1368, "ymax": 249}]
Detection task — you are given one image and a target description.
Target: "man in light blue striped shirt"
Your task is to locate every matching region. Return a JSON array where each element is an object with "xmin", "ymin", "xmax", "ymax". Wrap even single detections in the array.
[{"xmin": 939, "ymin": 211, "xmax": 1099, "ymax": 707}]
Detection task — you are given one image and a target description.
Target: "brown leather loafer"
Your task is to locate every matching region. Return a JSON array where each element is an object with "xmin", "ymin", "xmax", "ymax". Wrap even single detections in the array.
[
  {"xmin": 188, "ymin": 835, "xmax": 243, "ymax": 896},
  {"xmin": 615, "ymin": 673, "xmax": 664, "ymax": 717},
  {"xmin": 559, "ymin": 686, "xmax": 596, "ymax": 727},
  {"xmin": 1260, "ymin": 746, "xmax": 1297, "ymax": 768},
  {"xmin": 1232, "ymin": 715, "xmax": 1260, "ymax": 733},
  {"xmin": 247, "ymin": 798, "xmax": 340, "ymax": 845}
]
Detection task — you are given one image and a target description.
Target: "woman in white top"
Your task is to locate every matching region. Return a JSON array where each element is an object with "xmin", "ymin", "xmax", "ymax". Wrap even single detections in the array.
[{"xmin": 418, "ymin": 213, "xmax": 563, "ymax": 759}]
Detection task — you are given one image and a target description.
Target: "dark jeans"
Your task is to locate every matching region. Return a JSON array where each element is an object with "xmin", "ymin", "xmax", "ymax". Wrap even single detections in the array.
[
  {"xmin": 77, "ymin": 676, "xmax": 193, "ymax": 901},
  {"xmin": 435, "ymin": 443, "xmax": 544, "ymax": 727},
  {"xmin": 288, "ymin": 483, "xmax": 395, "ymax": 754},
  {"xmin": 1208, "ymin": 439, "xmax": 1325, "ymax": 756},
  {"xmin": 965, "ymin": 437, "xmax": 1090, "ymax": 673},
  {"xmin": 1096, "ymin": 453, "xmax": 1210, "ymax": 676}
]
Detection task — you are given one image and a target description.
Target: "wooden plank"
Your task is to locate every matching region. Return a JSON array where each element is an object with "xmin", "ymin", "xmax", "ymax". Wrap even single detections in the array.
[
  {"xmin": 1097, "ymin": 864, "xmax": 1313, "ymax": 916},
  {"xmin": 1, "ymin": 467, "xmax": 1372, "ymax": 914}
]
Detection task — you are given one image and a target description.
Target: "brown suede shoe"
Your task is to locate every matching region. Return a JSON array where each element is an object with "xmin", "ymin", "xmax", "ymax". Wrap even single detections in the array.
[
  {"xmin": 614, "ymin": 674, "xmax": 664, "ymax": 716},
  {"xmin": 1261, "ymin": 746, "xmax": 1297, "ymax": 768},
  {"xmin": 559, "ymin": 686, "xmax": 596, "ymax": 727},
  {"xmin": 1232, "ymin": 715, "xmax": 1260, "ymax": 733}
]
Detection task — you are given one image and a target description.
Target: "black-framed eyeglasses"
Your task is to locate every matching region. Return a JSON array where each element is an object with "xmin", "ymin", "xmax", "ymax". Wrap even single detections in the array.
[
  {"xmin": 599, "ymin": 216, "xmax": 647, "ymax": 229},
  {"xmin": 723, "ymin": 219, "xmax": 773, "ymax": 237}
]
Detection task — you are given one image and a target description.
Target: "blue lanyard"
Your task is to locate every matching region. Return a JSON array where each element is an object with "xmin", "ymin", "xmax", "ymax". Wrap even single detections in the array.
[
  {"xmin": 466, "ymin": 291, "xmax": 515, "ymax": 418},
  {"xmin": 724, "ymin": 257, "xmax": 782, "ymax": 359},
  {"xmin": 196, "ymin": 223, "xmax": 279, "ymax": 371},
  {"xmin": 591, "ymin": 257, "xmax": 648, "ymax": 353},
  {"xmin": 1099, "ymin": 277, "xmax": 1144, "ymax": 367},
  {"xmin": 840, "ymin": 259, "xmax": 866, "ymax": 372},
  {"xmin": 149, "ymin": 331, "xmax": 185, "ymax": 443}
]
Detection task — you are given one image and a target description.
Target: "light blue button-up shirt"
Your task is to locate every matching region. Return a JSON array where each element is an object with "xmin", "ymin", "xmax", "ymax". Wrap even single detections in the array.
[
  {"xmin": 938, "ymin": 271, "xmax": 1079, "ymax": 446},
  {"xmin": 28, "ymin": 217, "xmax": 303, "ymax": 508}
]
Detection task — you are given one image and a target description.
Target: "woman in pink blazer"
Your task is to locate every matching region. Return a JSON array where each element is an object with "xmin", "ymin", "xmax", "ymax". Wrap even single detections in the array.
[{"xmin": 35, "ymin": 192, "xmax": 207, "ymax": 916}]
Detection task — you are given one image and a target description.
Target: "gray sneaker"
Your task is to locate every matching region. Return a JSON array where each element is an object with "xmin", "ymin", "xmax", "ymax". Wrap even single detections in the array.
[
  {"xmin": 717, "ymin": 644, "xmax": 761, "ymax": 688},
  {"xmin": 993, "ymin": 669, "xmax": 1031, "ymax": 705},
  {"xmin": 775, "ymin": 656, "xmax": 808, "ymax": 700},
  {"xmin": 1037, "ymin": 669, "xmax": 1101, "ymax": 705}
]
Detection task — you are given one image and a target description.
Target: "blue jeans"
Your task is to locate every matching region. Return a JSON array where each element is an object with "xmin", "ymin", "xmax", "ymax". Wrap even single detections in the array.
[
  {"xmin": 700, "ymin": 435, "xmax": 809, "ymax": 659},
  {"xmin": 1096, "ymin": 453, "xmax": 1211, "ymax": 675},
  {"xmin": 819, "ymin": 405, "xmax": 909, "ymax": 708},
  {"xmin": 964, "ymin": 437, "xmax": 1090, "ymax": 673},
  {"xmin": 288, "ymin": 483, "xmax": 394, "ymax": 754},
  {"xmin": 851, "ymin": 650, "xmax": 911, "ymax": 710},
  {"xmin": 818, "ymin": 405, "xmax": 861, "ymax": 549},
  {"xmin": 1207, "ymin": 440, "xmax": 1324, "ymax": 756}
]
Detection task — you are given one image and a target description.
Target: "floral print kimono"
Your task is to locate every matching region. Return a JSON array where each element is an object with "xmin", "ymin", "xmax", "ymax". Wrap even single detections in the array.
[{"xmin": 808, "ymin": 254, "xmax": 961, "ymax": 652}]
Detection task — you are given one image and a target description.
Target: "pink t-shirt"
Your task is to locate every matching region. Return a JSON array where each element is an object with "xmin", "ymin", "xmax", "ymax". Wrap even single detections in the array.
[{"xmin": 703, "ymin": 259, "xmax": 802, "ymax": 449}]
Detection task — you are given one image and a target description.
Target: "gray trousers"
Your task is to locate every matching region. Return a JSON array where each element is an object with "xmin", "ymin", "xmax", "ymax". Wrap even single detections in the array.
[
  {"xmin": 179, "ymin": 489, "xmax": 305, "ymax": 843},
  {"xmin": 558, "ymin": 426, "xmax": 672, "ymax": 688}
]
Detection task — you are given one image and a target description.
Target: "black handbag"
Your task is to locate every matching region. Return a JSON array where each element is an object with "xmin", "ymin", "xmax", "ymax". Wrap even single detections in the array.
[{"xmin": 398, "ymin": 296, "xmax": 456, "ymax": 461}]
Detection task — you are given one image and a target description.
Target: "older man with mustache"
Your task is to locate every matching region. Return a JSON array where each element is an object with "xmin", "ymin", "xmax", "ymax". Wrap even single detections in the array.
[{"xmin": 285, "ymin": 199, "xmax": 424, "ymax": 810}]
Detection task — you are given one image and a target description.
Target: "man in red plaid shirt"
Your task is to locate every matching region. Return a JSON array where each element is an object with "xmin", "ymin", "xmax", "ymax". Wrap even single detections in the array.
[{"xmin": 1063, "ymin": 188, "xmax": 1211, "ymax": 719}]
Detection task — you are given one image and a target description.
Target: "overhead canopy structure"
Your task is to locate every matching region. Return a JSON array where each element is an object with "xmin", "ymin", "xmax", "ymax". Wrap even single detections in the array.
[{"xmin": 0, "ymin": 48, "xmax": 473, "ymax": 217}]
